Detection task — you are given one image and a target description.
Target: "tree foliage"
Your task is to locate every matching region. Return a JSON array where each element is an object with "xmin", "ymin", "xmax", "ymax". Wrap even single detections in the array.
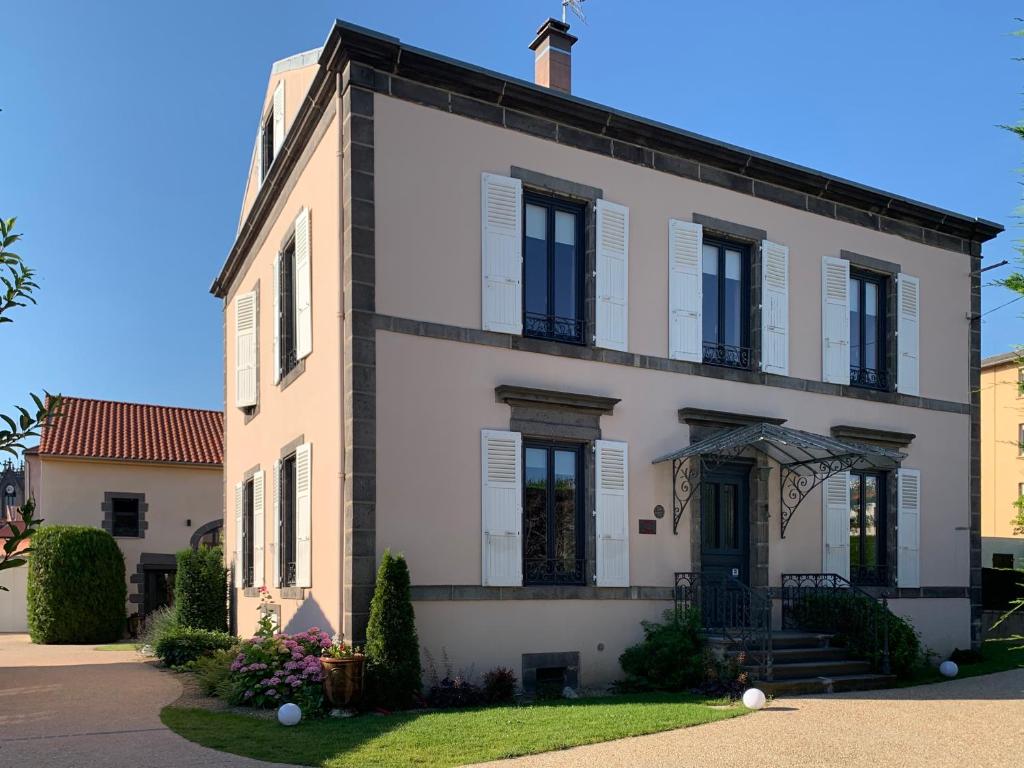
[
  {"xmin": 365, "ymin": 550, "xmax": 422, "ymax": 709},
  {"xmin": 174, "ymin": 546, "xmax": 228, "ymax": 631}
]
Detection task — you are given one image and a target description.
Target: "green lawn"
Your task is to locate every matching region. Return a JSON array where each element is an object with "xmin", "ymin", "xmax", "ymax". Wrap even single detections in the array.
[
  {"xmin": 902, "ymin": 635, "xmax": 1024, "ymax": 687},
  {"xmin": 161, "ymin": 693, "xmax": 745, "ymax": 768},
  {"xmin": 94, "ymin": 642, "xmax": 140, "ymax": 651}
]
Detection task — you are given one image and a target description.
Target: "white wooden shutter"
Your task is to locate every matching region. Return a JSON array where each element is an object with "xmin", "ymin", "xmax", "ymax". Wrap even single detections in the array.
[
  {"xmin": 234, "ymin": 290, "xmax": 258, "ymax": 408},
  {"xmin": 272, "ymin": 253, "xmax": 281, "ymax": 385},
  {"xmin": 295, "ymin": 442, "xmax": 312, "ymax": 588},
  {"xmin": 897, "ymin": 468, "xmax": 921, "ymax": 588},
  {"xmin": 294, "ymin": 207, "xmax": 312, "ymax": 360},
  {"xmin": 481, "ymin": 429, "xmax": 522, "ymax": 586},
  {"xmin": 252, "ymin": 470, "xmax": 265, "ymax": 587},
  {"xmin": 256, "ymin": 124, "xmax": 265, "ymax": 184},
  {"xmin": 595, "ymin": 200, "xmax": 629, "ymax": 351},
  {"xmin": 897, "ymin": 274, "xmax": 920, "ymax": 396},
  {"xmin": 481, "ymin": 173, "xmax": 523, "ymax": 334},
  {"xmin": 272, "ymin": 80, "xmax": 285, "ymax": 157},
  {"xmin": 272, "ymin": 459, "xmax": 281, "ymax": 587},
  {"xmin": 595, "ymin": 440, "xmax": 629, "ymax": 587},
  {"xmin": 822, "ymin": 471, "xmax": 851, "ymax": 580},
  {"xmin": 234, "ymin": 482, "xmax": 244, "ymax": 588},
  {"xmin": 668, "ymin": 220, "xmax": 703, "ymax": 362},
  {"xmin": 821, "ymin": 256, "xmax": 850, "ymax": 384},
  {"xmin": 761, "ymin": 240, "xmax": 790, "ymax": 375}
]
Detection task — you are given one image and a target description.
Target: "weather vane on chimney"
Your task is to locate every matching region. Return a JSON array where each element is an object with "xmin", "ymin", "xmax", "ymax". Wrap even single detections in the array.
[{"xmin": 562, "ymin": 0, "xmax": 587, "ymax": 25}]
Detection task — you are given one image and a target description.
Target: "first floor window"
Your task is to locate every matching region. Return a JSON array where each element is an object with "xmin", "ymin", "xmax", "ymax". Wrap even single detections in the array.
[
  {"xmin": 1019, "ymin": 425, "xmax": 1024, "ymax": 456},
  {"xmin": 849, "ymin": 471, "xmax": 887, "ymax": 586},
  {"xmin": 849, "ymin": 269, "xmax": 888, "ymax": 390},
  {"xmin": 523, "ymin": 442, "xmax": 584, "ymax": 585},
  {"xmin": 278, "ymin": 239, "xmax": 298, "ymax": 378},
  {"xmin": 279, "ymin": 454, "xmax": 298, "ymax": 587},
  {"xmin": 111, "ymin": 497, "xmax": 141, "ymax": 538},
  {"xmin": 523, "ymin": 193, "xmax": 585, "ymax": 344},
  {"xmin": 701, "ymin": 238, "xmax": 750, "ymax": 368},
  {"xmin": 242, "ymin": 478, "xmax": 255, "ymax": 588}
]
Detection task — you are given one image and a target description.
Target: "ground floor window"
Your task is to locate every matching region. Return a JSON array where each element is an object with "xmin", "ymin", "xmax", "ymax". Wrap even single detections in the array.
[
  {"xmin": 242, "ymin": 478, "xmax": 255, "ymax": 588},
  {"xmin": 849, "ymin": 471, "xmax": 887, "ymax": 585},
  {"xmin": 523, "ymin": 442, "xmax": 584, "ymax": 585},
  {"xmin": 279, "ymin": 454, "xmax": 298, "ymax": 587}
]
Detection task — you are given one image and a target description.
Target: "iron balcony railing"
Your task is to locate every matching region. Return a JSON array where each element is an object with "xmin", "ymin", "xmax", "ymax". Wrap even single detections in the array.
[
  {"xmin": 850, "ymin": 366, "xmax": 889, "ymax": 390},
  {"xmin": 523, "ymin": 312, "xmax": 584, "ymax": 344},
  {"xmin": 525, "ymin": 557, "xmax": 586, "ymax": 586},
  {"xmin": 702, "ymin": 342, "xmax": 751, "ymax": 370},
  {"xmin": 780, "ymin": 572, "xmax": 891, "ymax": 675}
]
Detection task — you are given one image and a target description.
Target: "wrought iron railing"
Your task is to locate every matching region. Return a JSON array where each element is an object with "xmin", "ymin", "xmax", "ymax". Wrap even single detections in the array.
[
  {"xmin": 525, "ymin": 557, "xmax": 586, "ymax": 586},
  {"xmin": 702, "ymin": 342, "xmax": 751, "ymax": 370},
  {"xmin": 780, "ymin": 573, "xmax": 890, "ymax": 674},
  {"xmin": 850, "ymin": 564, "xmax": 890, "ymax": 587},
  {"xmin": 850, "ymin": 366, "xmax": 889, "ymax": 390},
  {"xmin": 524, "ymin": 312, "xmax": 584, "ymax": 344},
  {"xmin": 675, "ymin": 572, "xmax": 774, "ymax": 680},
  {"xmin": 243, "ymin": 565, "xmax": 255, "ymax": 589},
  {"xmin": 283, "ymin": 561, "xmax": 297, "ymax": 588}
]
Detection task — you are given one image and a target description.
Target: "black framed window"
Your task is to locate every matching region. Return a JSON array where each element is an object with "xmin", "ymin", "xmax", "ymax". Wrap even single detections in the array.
[
  {"xmin": 701, "ymin": 238, "xmax": 750, "ymax": 369},
  {"xmin": 279, "ymin": 454, "xmax": 298, "ymax": 588},
  {"xmin": 849, "ymin": 270, "xmax": 888, "ymax": 390},
  {"xmin": 261, "ymin": 112, "xmax": 275, "ymax": 179},
  {"xmin": 242, "ymin": 478, "xmax": 255, "ymax": 588},
  {"xmin": 523, "ymin": 442, "xmax": 584, "ymax": 585},
  {"xmin": 523, "ymin": 193, "xmax": 585, "ymax": 344},
  {"xmin": 1019, "ymin": 425, "xmax": 1024, "ymax": 456},
  {"xmin": 279, "ymin": 241, "xmax": 298, "ymax": 379},
  {"xmin": 849, "ymin": 471, "xmax": 888, "ymax": 586},
  {"xmin": 111, "ymin": 497, "xmax": 140, "ymax": 538}
]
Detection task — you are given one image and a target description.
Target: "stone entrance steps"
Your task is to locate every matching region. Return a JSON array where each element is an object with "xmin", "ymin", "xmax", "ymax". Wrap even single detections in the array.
[{"xmin": 705, "ymin": 630, "xmax": 896, "ymax": 695}]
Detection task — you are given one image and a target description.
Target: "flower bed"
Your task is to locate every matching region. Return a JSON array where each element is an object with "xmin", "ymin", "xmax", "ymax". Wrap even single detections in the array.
[{"xmin": 227, "ymin": 627, "xmax": 332, "ymax": 714}]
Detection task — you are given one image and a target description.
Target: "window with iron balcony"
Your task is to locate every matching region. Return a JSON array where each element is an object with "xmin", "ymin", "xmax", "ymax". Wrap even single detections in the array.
[{"xmin": 701, "ymin": 238, "xmax": 751, "ymax": 369}]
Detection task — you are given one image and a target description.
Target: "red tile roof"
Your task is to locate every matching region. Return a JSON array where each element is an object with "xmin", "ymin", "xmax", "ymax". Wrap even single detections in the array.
[{"xmin": 37, "ymin": 397, "xmax": 223, "ymax": 466}]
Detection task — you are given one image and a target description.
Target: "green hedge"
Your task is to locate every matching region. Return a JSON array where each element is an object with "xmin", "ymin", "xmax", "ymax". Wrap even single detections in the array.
[
  {"xmin": 155, "ymin": 625, "xmax": 235, "ymax": 667},
  {"xmin": 618, "ymin": 608, "xmax": 704, "ymax": 690},
  {"xmin": 27, "ymin": 526, "xmax": 126, "ymax": 644},
  {"xmin": 175, "ymin": 546, "xmax": 228, "ymax": 631},
  {"xmin": 790, "ymin": 591, "xmax": 922, "ymax": 676},
  {"xmin": 982, "ymin": 567, "xmax": 1024, "ymax": 610}
]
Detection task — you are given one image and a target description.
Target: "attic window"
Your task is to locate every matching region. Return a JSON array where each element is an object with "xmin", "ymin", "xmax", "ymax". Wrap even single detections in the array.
[{"xmin": 260, "ymin": 111, "xmax": 275, "ymax": 180}]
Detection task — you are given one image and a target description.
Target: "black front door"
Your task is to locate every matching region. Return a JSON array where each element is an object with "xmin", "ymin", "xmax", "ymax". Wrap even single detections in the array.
[
  {"xmin": 700, "ymin": 465, "xmax": 750, "ymax": 585},
  {"xmin": 144, "ymin": 568, "xmax": 176, "ymax": 616}
]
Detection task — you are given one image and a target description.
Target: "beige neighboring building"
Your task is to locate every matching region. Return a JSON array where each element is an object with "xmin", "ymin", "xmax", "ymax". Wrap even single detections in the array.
[
  {"xmin": 25, "ymin": 397, "xmax": 223, "ymax": 620},
  {"xmin": 213, "ymin": 18, "xmax": 1002, "ymax": 687},
  {"xmin": 981, "ymin": 351, "xmax": 1024, "ymax": 567}
]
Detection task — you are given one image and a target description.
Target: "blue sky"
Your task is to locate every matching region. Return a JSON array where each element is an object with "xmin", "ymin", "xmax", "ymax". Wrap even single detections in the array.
[{"xmin": 2, "ymin": 1, "xmax": 1021, "ymax": 416}]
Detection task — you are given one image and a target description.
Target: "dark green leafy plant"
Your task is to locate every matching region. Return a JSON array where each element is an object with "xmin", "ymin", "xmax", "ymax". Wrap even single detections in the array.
[
  {"xmin": 618, "ymin": 608, "xmax": 704, "ymax": 691},
  {"xmin": 482, "ymin": 666, "xmax": 517, "ymax": 704},
  {"xmin": 189, "ymin": 647, "xmax": 239, "ymax": 696},
  {"xmin": 155, "ymin": 625, "xmax": 235, "ymax": 667},
  {"xmin": 174, "ymin": 546, "xmax": 228, "ymax": 631},
  {"xmin": 365, "ymin": 550, "xmax": 422, "ymax": 709},
  {"xmin": 790, "ymin": 591, "xmax": 922, "ymax": 676},
  {"xmin": 27, "ymin": 526, "xmax": 125, "ymax": 643}
]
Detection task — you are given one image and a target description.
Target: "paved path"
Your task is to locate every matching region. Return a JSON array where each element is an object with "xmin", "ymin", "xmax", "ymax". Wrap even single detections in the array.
[
  {"xmin": 477, "ymin": 668, "xmax": 1024, "ymax": 768},
  {"xmin": 0, "ymin": 633, "xmax": 288, "ymax": 768}
]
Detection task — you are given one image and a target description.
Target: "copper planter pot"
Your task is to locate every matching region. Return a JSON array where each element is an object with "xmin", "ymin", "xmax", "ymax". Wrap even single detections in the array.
[{"xmin": 321, "ymin": 655, "xmax": 365, "ymax": 709}]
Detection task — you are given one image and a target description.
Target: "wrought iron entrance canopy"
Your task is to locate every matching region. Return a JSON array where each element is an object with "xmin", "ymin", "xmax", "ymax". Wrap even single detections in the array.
[{"xmin": 651, "ymin": 422, "xmax": 904, "ymax": 538}]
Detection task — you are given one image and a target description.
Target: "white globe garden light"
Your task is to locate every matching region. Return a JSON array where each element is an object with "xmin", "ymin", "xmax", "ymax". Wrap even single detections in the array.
[
  {"xmin": 278, "ymin": 702, "xmax": 302, "ymax": 726},
  {"xmin": 742, "ymin": 688, "xmax": 767, "ymax": 710},
  {"xmin": 939, "ymin": 660, "xmax": 959, "ymax": 678}
]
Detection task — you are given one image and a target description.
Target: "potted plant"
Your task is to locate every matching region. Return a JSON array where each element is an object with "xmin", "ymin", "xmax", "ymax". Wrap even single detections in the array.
[{"xmin": 321, "ymin": 634, "xmax": 365, "ymax": 709}]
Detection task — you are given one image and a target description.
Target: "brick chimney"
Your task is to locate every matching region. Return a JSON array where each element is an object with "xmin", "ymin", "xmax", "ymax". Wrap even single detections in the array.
[{"xmin": 529, "ymin": 18, "xmax": 578, "ymax": 93}]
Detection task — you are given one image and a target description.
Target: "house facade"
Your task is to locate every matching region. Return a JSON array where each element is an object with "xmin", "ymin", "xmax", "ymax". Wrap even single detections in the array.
[
  {"xmin": 25, "ymin": 397, "xmax": 223, "ymax": 620},
  {"xmin": 214, "ymin": 19, "xmax": 1001, "ymax": 685},
  {"xmin": 980, "ymin": 351, "xmax": 1024, "ymax": 567}
]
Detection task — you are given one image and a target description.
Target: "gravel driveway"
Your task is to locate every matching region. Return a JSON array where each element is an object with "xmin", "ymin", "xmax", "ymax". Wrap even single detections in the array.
[
  {"xmin": 0, "ymin": 633, "xmax": 288, "ymax": 768},
  {"xmin": 476, "ymin": 668, "xmax": 1024, "ymax": 768}
]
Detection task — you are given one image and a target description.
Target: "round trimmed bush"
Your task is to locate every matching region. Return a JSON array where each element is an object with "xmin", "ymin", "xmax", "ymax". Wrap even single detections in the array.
[
  {"xmin": 175, "ymin": 545, "xmax": 227, "ymax": 631},
  {"xmin": 27, "ymin": 525, "xmax": 126, "ymax": 644}
]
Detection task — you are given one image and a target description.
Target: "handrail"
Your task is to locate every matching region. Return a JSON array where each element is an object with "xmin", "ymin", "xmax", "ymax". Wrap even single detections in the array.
[
  {"xmin": 675, "ymin": 572, "xmax": 774, "ymax": 681},
  {"xmin": 780, "ymin": 572, "xmax": 890, "ymax": 675}
]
